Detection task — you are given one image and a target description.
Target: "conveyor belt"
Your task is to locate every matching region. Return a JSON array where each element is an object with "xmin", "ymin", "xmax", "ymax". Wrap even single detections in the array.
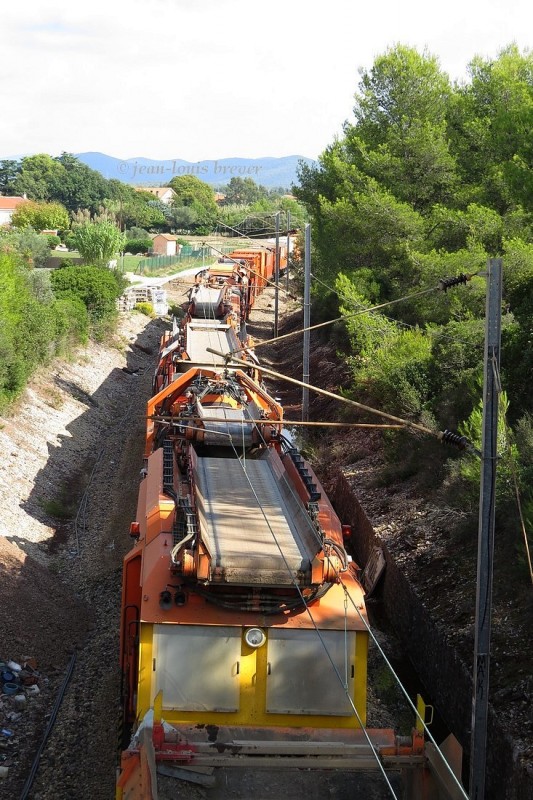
[
  {"xmin": 185, "ymin": 322, "xmax": 240, "ymax": 367},
  {"xmin": 193, "ymin": 452, "xmax": 319, "ymax": 585}
]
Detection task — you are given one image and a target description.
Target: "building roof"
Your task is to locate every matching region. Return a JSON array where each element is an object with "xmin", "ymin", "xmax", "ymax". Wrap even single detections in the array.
[
  {"xmin": 136, "ymin": 187, "xmax": 176, "ymax": 199},
  {"xmin": 0, "ymin": 196, "xmax": 27, "ymax": 209},
  {"xmin": 153, "ymin": 233, "xmax": 178, "ymax": 240}
]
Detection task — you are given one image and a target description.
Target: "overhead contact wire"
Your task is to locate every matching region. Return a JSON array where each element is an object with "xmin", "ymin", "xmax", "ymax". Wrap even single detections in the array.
[
  {"xmin": 225, "ymin": 270, "xmax": 480, "ymax": 359},
  {"xmin": 168, "ymin": 392, "xmax": 399, "ymax": 794},
  {"xmin": 223, "ymin": 431, "xmax": 399, "ymax": 798},
  {"xmin": 206, "ymin": 347, "xmax": 437, "ymax": 437}
]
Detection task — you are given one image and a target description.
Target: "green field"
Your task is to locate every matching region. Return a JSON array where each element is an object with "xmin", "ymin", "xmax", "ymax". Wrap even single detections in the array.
[{"xmin": 46, "ymin": 234, "xmax": 266, "ymax": 275}]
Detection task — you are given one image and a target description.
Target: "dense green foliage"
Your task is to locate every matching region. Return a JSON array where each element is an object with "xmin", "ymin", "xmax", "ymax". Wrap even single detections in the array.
[
  {"xmin": 0, "ymin": 227, "xmax": 52, "ymax": 268},
  {"xmin": 1, "ymin": 153, "xmax": 305, "ymax": 239},
  {"xmin": 0, "ymin": 252, "xmax": 89, "ymax": 409},
  {"xmin": 0, "ymin": 222, "xmax": 127, "ymax": 405},
  {"xmin": 124, "ymin": 238, "xmax": 152, "ymax": 254},
  {"xmin": 295, "ymin": 44, "xmax": 533, "ymax": 549},
  {"xmin": 11, "ymin": 199, "xmax": 70, "ymax": 231},
  {"xmin": 167, "ymin": 175, "xmax": 219, "ymax": 234},
  {"xmin": 71, "ymin": 221, "xmax": 126, "ymax": 267},
  {"xmin": 50, "ymin": 263, "xmax": 126, "ymax": 341}
]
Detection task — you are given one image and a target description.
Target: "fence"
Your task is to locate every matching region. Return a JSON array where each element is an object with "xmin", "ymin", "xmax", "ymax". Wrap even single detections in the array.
[{"xmin": 137, "ymin": 245, "xmax": 236, "ymax": 275}]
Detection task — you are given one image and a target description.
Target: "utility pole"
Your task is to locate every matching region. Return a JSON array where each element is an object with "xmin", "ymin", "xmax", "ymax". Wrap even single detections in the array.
[
  {"xmin": 273, "ymin": 211, "xmax": 280, "ymax": 337},
  {"xmin": 469, "ymin": 257, "xmax": 502, "ymax": 799},
  {"xmin": 286, "ymin": 210, "xmax": 291, "ymax": 293},
  {"xmin": 302, "ymin": 223, "xmax": 311, "ymax": 422}
]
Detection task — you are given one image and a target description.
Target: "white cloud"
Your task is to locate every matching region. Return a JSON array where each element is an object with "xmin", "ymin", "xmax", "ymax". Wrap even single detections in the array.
[{"xmin": 1, "ymin": 0, "xmax": 531, "ymax": 161}]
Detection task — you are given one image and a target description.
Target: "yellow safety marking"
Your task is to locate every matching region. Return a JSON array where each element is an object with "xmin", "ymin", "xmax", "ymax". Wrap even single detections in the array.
[
  {"xmin": 416, "ymin": 693, "xmax": 434, "ymax": 732},
  {"xmin": 353, "ymin": 631, "xmax": 368, "ymax": 727},
  {"xmin": 238, "ymin": 637, "xmax": 260, "ymax": 721},
  {"xmin": 137, "ymin": 624, "xmax": 154, "ymax": 720}
]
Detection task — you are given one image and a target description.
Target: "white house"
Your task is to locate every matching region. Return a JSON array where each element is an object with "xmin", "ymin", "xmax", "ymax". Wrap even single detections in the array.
[
  {"xmin": 0, "ymin": 195, "xmax": 28, "ymax": 226},
  {"xmin": 136, "ymin": 187, "xmax": 176, "ymax": 205}
]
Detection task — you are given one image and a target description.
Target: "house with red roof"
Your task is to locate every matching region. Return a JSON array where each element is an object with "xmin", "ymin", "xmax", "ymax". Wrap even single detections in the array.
[{"xmin": 0, "ymin": 195, "xmax": 28, "ymax": 226}]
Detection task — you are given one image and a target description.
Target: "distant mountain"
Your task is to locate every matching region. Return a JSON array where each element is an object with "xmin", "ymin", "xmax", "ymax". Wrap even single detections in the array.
[{"xmin": 75, "ymin": 152, "xmax": 314, "ymax": 189}]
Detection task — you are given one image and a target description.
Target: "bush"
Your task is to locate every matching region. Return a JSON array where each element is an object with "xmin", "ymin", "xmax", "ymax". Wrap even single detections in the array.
[
  {"xmin": 50, "ymin": 264, "xmax": 125, "ymax": 339},
  {"xmin": 62, "ymin": 232, "xmax": 77, "ymax": 250},
  {"xmin": 336, "ymin": 272, "xmax": 396, "ymax": 358},
  {"xmin": 125, "ymin": 227, "xmax": 150, "ymax": 240},
  {"xmin": 0, "ymin": 252, "xmax": 90, "ymax": 409},
  {"xmin": 446, "ymin": 392, "xmax": 521, "ymax": 522},
  {"xmin": 71, "ymin": 220, "xmax": 126, "ymax": 267},
  {"xmin": 353, "ymin": 327, "xmax": 432, "ymax": 417},
  {"xmin": 125, "ymin": 238, "xmax": 152, "ymax": 254},
  {"xmin": 1, "ymin": 228, "xmax": 51, "ymax": 268},
  {"xmin": 44, "ymin": 234, "xmax": 61, "ymax": 249},
  {"xmin": 134, "ymin": 302, "xmax": 154, "ymax": 317},
  {"xmin": 427, "ymin": 318, "xmax": 485, "ymax": 427},
  {"xmin": 52, "ymin": 295, "xmax": 89, "ymax": 349}
]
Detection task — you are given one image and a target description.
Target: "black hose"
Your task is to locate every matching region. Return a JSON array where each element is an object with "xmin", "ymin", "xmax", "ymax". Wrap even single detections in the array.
[{"xmin": 19, "ymin": 652, "xmax": 77, "ymax": 800}]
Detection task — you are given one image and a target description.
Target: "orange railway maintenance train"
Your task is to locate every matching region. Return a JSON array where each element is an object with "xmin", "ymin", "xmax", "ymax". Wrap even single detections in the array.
[{"xmin": 115, "ymin": 246, "xmax": 436, "ymax": 798}]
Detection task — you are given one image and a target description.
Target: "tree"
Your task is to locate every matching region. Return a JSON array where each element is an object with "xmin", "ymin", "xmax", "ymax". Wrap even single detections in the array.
[
  {"xmin": 167, "ymin": 175, "xmax": 218, "ymax": 231},
  {"xmin": 170, "ymin": 205, "xmax": 198, "ymax": 232},
  {"xmin": 0, "ymin": 160, "xmax": 20, "ymax": 194},
  {"xmin": 11, "ymin": 153, "xmax": 113, "ymax": 213},
  {"xmin": 353, "ymin": 45, "xmax": 452, "ymax": 141},
  {"xmin": 13, "ymin": 154, "xmax": 65, "ymax": 201},
  {"xmin": 71, "ymin": 221, "xmax": 126, "ymax": 267},
  {"xmin": 222, "ymin": 177, "xmax": 267, "ymax": 205},
  {"xmin": 50, "ymin": 264, "xmax": 125, "ymax": 340},
  {"xmin": 105, "ymin": 183, "xmax": 167, "ymax": 230},
  {"xmin": 11, "ymin": 200, "xmax": 70, "ymax": 231},
  {"xmin": 448, "ymin": 46, "xmax": 533, "ymax": 211},
  {"xmin": 53, "ymin": 152, "xmax": 111, "ymax": 213},
  {"xmin": 0, "ymin": 228, "xmax": 51, "ymax": 268},
  {"xmin": 343, "ymin": 45, "xmax": 456, "ymax": 211}
]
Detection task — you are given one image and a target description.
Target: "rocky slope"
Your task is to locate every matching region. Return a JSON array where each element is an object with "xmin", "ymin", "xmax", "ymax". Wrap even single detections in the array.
[{"xmin": 0, "ymin": 310, "xmax": 166, "ymax": 798}]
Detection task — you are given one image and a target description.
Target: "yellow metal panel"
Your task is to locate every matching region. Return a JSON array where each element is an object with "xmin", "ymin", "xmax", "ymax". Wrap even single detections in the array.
[
  {"xmin": 238, "ymin": 639, "xmax": 259, "ymax": 721},
  {"xmin": 138, "ymin": 624, "xmax": 367, "ymax": 731},
  {"xmin": 354, "ymin": 631, "xmax": 368, "ymax": 727},
  {"xmin": 416, "ymin": 693, "xmax": 433, "ymax": 732},
  {"xmin": 138, "ymin": 623, "xmax": 154, "ymax": 720}
]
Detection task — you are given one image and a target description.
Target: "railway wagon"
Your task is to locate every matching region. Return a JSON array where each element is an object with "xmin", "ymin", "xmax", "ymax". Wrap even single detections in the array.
[
  {"xmin": 116, "ymin": 247, "xmax": 468, "ymax": 797},
  {"xmin": 117, "ymin": 346, "xmax": 373, "ymax": 798},
  {"xmin": 220, "ymin": 244, "xmax": 287, "ymax": 318}
]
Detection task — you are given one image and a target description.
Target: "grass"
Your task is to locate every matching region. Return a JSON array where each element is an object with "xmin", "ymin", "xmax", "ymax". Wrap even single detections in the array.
[
  {"xmin": 44, "ymin": 388, "xmax": 64, "ymax": 410},
  {"xmin": 48, "ymin": 249, "xmax": 144, "ymax": 271},
  {"xmin": 122, "ymin": 254, "xmax": 144, "ymax": 271},
  {"xmin": 48, "ymin": 232, "xmax": 265, "ymax": 276},
  {"xmin": 39, "ymin": 496, "xmax": 74, "ymax": 520}
]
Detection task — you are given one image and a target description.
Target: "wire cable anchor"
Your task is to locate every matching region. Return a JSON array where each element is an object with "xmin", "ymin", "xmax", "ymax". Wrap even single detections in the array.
[
  {"xmin": 438, "ymin": 429, "xmax": 481, "ymax": 457},
  {"xmin": 438, "ymin": 273, "xmax": 470, "ymax": 292}
]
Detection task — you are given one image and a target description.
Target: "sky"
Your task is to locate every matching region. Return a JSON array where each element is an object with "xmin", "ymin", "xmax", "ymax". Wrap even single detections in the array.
[{"xmin": 1, "ymin": 0, "xmax": 531, "ymax": 163}]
